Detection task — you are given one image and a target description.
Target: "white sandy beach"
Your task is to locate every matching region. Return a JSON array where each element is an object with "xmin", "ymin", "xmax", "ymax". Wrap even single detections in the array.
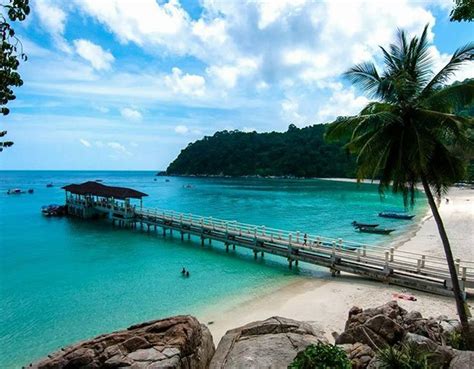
[{"xmin": 199, "ymin": 185, "xmax": 474, "ymax": 344}]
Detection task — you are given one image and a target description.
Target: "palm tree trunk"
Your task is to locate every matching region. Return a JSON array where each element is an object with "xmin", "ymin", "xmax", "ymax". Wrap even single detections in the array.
[{"xmin": 420, "ymin": 176, "xmax": 470, "ymax": 343}]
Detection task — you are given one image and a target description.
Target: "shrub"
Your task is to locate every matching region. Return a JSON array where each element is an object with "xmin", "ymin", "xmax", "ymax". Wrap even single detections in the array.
[
  {"xmin": 288, "ymin": 342, "xmax": 351, "ymax": 369},
  {"xmin": 376, "ymin": 342, "xmax": 432, "ymax": 369}
]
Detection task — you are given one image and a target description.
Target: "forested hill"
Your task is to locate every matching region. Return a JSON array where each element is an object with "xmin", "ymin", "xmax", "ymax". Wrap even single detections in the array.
[{"xmin": 166, "ymin": 124, "xmax": 356, "ymax": 178}]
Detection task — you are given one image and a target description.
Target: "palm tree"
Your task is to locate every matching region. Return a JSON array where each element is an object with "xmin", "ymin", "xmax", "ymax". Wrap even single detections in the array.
[{"xmin": 325, "ymin": 25, "xmax": 474, "ymax": 343}]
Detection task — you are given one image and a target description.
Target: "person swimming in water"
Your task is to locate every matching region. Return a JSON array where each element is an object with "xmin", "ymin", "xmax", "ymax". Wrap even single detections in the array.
[
  {"xmin": 181, "ymin": 267, "xmax": 186, "ymax": 275},
  {"xmin": 186, "ymin": 271, "xmax": 190, "ymax": 277}
]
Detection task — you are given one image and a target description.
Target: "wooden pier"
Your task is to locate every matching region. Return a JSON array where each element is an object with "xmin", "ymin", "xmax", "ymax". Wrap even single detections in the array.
[{"xmin": 62, "ymin": 181, "xmax": 474, "ymax": 297}]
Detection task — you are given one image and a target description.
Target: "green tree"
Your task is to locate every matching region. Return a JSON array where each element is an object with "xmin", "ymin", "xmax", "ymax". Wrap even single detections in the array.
[
  {"xmin": 450, "ymin": 0, "xmax": 474, "ymax": 22},
  {"xmin": 0, "ymin": 0, "xmax": 30, "ymax": 152},
  {"xmin": 325, "ymin": 25, "xmax": 474, "ymax": 343}
]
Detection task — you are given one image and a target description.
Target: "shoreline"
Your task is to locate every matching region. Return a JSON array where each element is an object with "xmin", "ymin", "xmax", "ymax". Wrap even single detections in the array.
[{"xmin": 199, "ymin": 186, "xmax": 474, "ymax": 345}]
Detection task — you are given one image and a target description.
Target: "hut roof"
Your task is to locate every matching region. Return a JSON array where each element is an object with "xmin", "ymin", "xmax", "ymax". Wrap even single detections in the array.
[{"xmin": 62, "ymin": 181, "xmax": 148, "ymax": 199}]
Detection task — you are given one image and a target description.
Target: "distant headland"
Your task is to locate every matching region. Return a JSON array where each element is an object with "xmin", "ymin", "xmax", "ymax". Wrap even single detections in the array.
[{"xmin": 165, "ymin": 123, "xmax": 356, "ymax": 178}]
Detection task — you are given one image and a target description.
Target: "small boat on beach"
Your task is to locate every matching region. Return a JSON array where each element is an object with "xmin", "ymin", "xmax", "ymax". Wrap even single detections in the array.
[
  {"xmin": 41, "ymin": 204, "xmax": 66, "ymax": 216},
  {"xmin": 352, "ymin": 221, "xmax": 379, "ymax": 228},
  {"xmin": 379, "ymin": 211, "xmax": 415, "ymax": 220},
  {"xmin": 357, "ymin": 227, "xmax": 395, "ymax": 235},
  {"xmin": 7, "ymin": 188, "xmax": 25, "ymax": 195}
]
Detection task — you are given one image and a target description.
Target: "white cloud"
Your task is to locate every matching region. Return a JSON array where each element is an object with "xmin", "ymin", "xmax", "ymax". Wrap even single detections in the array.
[
  {"xmin": 35, "ymin": 0, "xmax": 71, "ymax": 53},
  {"xmin": 174, "ymin": 125, "xmax": 189, "ymax": 134},
  {"xmin": 79, "ymin": 138, "xmax": 91, "ymax": 147},
  {"xmin": 164, "ymin": 68, "xmax": 206, "ymax": 97},
  {"xmin": 73, "ymin": 39, "xmax": 114, "ymax": 71},
  {"xmin": 36, "ymin": 0, "xmax": 67, "ymax": 35},
  {"xmin": 206, "ymin": 58, "xmax": 259, "ymax": 89},
  {"xmin": 120, "ymin": 107, "xmax": 142, "ymax": 121},
  {"xmin": 317, "ymin": 86, "xmax": 369, "ymax": 122}
]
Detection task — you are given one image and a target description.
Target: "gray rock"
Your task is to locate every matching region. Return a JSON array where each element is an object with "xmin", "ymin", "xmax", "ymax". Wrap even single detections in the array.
[
  {"xmin": 27, "ymin": 315, "xmax": 215, "ymax": 369},
  {"xmin": 403, "ymin": 333, "xmax": 454, "ymax": 368},
  {"xmin": 210, "ymin": 316, "xmax": 327, "ymax": 369},
  {"xmin": 449, "ymin": 350, "xmax": 474, "ymax": 368},
  {"xmin": 339, "ymin": 342, "xmax": 374, "ymax": 369}
]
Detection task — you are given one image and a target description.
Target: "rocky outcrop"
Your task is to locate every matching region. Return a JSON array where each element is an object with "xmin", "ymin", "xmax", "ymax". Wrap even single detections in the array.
[
  {"xmin": 210, "ymin": 316, "xmax": 327, "ymax": 369},
  {"xmin": 27, "ymin": 315, "xmax": 215, "ymax": 369},
  {"xmin": 338, "ymin": 342, "xmax": 374, "ymax": 369},
  {"xmin": 335, "ymin": 301, "xmax": 406, "ymax": 349},
  {"xmin": 449, "ymin": 350, "xmax": 474, "ymax": 368},
  {"xmin": 335, "ymin": 301, "xmax": 462, "ymax": 350}
]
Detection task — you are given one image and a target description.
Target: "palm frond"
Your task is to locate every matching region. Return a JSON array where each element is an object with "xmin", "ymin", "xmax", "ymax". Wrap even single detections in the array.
[
  {"xmin": 422, "ymin": 80, "xmax": 474, "ymax": 113},
  {"xmin": 344, "ymin": 62, "xmax": 382, "ymax": 98},
  {"xmin": 421, "ymin": 42, "xmax": 474, "ymax": 96}
]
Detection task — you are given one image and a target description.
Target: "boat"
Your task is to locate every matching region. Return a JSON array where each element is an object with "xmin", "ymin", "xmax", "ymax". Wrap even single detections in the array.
[
  {"xmin": 358, "ymin": 227, "xmax": 395, "ymax": 235},
  {"xmin": 46, "ymin": 183, "xmax": 53, "ymax": 188},
  {"xmin": 351, "ymin": 221, "xmax": 379, "ymax": 228},
  {"xmin": 41, "ymin": 204, "xmax": 66, "ymax": 216},
  {"xmin": 379, "ymin": 212, "xmax": 415, "ymax": 220},
  {"xmin": 7, "ymin": 188, "xmax": 25, "ymax": 195}
]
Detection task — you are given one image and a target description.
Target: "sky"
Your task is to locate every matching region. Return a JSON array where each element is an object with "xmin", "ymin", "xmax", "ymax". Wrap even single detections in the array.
[{"xmin": 1, "ymin": 0, "xmax": 473, "ymax": 170}]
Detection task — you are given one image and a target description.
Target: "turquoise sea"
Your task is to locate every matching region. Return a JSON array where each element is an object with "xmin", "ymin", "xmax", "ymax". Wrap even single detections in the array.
[{"xmin": 0, "ymin": 171, "xmax": 426, "ymax": 368}]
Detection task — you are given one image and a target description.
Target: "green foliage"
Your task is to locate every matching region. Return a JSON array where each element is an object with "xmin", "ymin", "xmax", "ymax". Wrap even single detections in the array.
[
  {"xmin": 376, "ymin": 343, "xmax": 432, "ymax": 369},
  {"xmin": 325, "ymin": 25, "xmax": 474, "ymax": 205},
  {"xmin": 446, "ymin": 330, "xmax": 466, "ymax": 350},
  {"xmin": 288, "ymin": 343, "xmax": 351, "ymax": 369},
  {"xmin": 1, "ymin": 0, "xmax": 29, "ymax": 151},
  {"xmin": 450, "ymin": 0, "xmax": 474, "ymax": 22},
  {"xmin": 166, "ymin": 124, "xmax": 356, "ymax": 178}
]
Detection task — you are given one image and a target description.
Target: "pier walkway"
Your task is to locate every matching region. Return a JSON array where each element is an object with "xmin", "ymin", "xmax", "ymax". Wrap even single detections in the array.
[
  {"xmin": 133, "ymin": 207, "xmax": 474, "ymax": 297},
  {"xmin": 62, "ymin": 181, "xmax": 474, "ymax": 297}
]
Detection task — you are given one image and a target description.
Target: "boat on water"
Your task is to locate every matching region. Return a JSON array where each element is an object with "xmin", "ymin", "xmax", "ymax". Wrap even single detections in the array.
[
  {"xmin": 41, "ymin": 204, "xmax": 67, "ymax": 216},
  {"xmin": 357, "ymin": 227, "xmax": 395, "ymax": 235},
  {"xmin": 379, "ymin": 211, "xmax": 415, "ymax": 220},
  {"xmin": 28, "ymin": 189, "xmax": 34, "ymax": 194},
  {"xmin": 46, "ymin": 183, "xmax": 54, "ymax": 188},
  {"xmin": 7, "ymin": 188, "xmax": 25, "ymax": 195},
  {"xmin": 352, "ymin": 221, "xmax": 379, "ymax": 228}
]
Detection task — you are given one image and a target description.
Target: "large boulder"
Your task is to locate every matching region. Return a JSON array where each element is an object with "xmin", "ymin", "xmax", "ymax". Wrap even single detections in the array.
[
  {"xmin": 335, "ymin": 301, "xmax": 464, "ymax": 350},
  {"xmin": 338, "ymin": 342, "xmax": 374, "ymax": 369},
  {"xmin": 210, "ymin": 316, "xmax": 327, "ymax": 369},
  {"xmin": 27, "ymin": 315, "xmax": 215, "ymax": 369},
  {"xmin": 335, "ymin": 301, "xmax": 405, "ymax": 349},
  {"xmin": 449, "ymin": 350, "xmax": 474, "ymax": 368}
]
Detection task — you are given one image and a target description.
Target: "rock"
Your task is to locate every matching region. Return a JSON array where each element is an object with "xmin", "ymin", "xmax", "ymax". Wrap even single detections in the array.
[
  {"xmin": 403, "ymin": 333, "xmax": 454, "ymax": 368},
  {"xmin": 27, "ymin": 315, "xmax": 215, "ymax": 369},
  {"xmin": 449, "ymin": 350, "xmax": 474, "ymax": 368},
  {"xmin": 339, "ymin": 342, "xmax": 374, "ymax": 369},
  {"xmin": 336, "ymin": 301, "xmax": 464, "ymax": 350},
  {"xmin": 210, "ymin": 316, "xmax": 327, "ymax": 369}
]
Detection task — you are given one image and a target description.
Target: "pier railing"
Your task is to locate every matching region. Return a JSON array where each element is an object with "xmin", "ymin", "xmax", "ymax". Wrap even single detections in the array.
[{"xmin": 133, "ymin": 207, "xmax": 474, "ymax": 296}]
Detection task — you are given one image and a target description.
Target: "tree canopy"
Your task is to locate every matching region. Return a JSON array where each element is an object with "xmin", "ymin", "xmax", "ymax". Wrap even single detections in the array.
[
  {"xmin": 166, "ymin": 124, "xmax": 356, "ymax": 178},
  {"xmin": 450, "ymin": 0, "xmax": 474, "ymax": 22},
  {"xmin": 0, "ymin": 0, "xmax": 29, "ymax": 152}
]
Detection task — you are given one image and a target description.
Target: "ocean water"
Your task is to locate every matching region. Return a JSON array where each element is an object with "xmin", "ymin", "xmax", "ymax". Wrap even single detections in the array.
[{"xmin": 0, "ymin": 171, "xmax": 426, "ymax": 367}]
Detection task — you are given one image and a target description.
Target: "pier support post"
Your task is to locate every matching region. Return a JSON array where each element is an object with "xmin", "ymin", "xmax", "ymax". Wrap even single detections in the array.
[
  {"xmin": 288, "ymin": 258, "xmax": 293, "ymax": 269},
  {"xmin": 188, "ymin": 233, "xmax": 191, "ymax": 240},
  {"xmin": 254, "ymin": 250, "xmax": 258, "ymax": 259},
  {"xmin": 261, "ymin": 251, "xmax": 264, "ymax": 258},
  {"xmin": 201, "ymin": 236, "xmax": 205, "ymax": 246},
  {"xmin": 163, "ymin": 228, "xmax": 166, "ymax": 237},
  {"xmin": 225, "ymin": 243, "xmax": 229, "ymax": 252},
  {"xmin": 181, "ymin": 232, "xmax": 184, "ymax": 241},
  {"xmin": 295, "ymin": 259, "xmax": 298, "ymax": 267}
]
